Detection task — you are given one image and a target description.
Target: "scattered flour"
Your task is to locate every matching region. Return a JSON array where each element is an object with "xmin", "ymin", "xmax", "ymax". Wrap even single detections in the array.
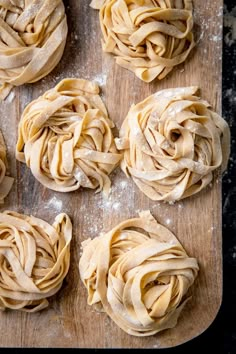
[
  {"xmin": 120, "ymin": 180, "xmax": 128, "ymax": 189},
  {"xmin": 210, "ymin": 34, "xmax": 221, "ymax": 42},
  {"xmin": 195, "ymin": 4, "xmax": 223, "ymax": 53},
  {"xmin": 165, "ymin": 218, "xmax": 172, "ymax": 225},
  {"xmin": 112, "ymin": 201, "xmax": 121, "ymax": 210},
  {"xmin": 153, "ymin": 344, "xmax": 161, "ymax": 349},
  {"xmin": 93, "ymin": 73, "xmax": 107, "ymax": 87},
  {"xmin": 45, "ymin": 196, "xmax": 63, "ymax": 213}
]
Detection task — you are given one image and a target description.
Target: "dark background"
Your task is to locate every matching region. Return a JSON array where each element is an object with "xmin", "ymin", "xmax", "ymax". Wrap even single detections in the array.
[
  {"xmin": 221, "ymin": 1, "xmax": 236, "ymax": 353},
  {"xmin": 1, "ymin": 1, "xmax": 236, "ymax": 353}
]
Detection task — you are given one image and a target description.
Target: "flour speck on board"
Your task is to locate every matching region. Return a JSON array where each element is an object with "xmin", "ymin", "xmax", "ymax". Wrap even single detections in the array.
[
  {"xmin": 165, "ymin": 218, "xmax": 172, "ymax": 225},
  {"xmin": 195, "ymin": 5, "xmax": 223, "ymax": 52},
  {"xmin": 45, "ymin": 196, "xmax": 63, "ymax": 213},
  {"xmin": 93, "ymin": 73, "xmax": 107, "ymax": 87},
  {"xmin": 120, "ymin": 180, "xmax": 128, "ymax": 189},
  {"xmin": 210, "ymin": 34, "xmax": 221, "ymax": 42},
  {"xmin": 112, "ymin": 201, "xmax": 121, "ymax": 210},
  {"xmin": 153, "ymin": 343, "xmax": 161, "ymax": 348},
  {"xmin": 78, "ymin": 175, "xmax": 135, "ymax": 239}
]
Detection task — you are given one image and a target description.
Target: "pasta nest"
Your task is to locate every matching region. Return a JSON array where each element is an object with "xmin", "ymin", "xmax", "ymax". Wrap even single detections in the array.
[
  {"xmin": 16, "ymin": 78, "xmax": 121, "ymax": 194},
  {"xmin": 79, "ymin": 210, "xmax": 199, "ymax": 336},
  {"xmin": 0, "ymin": 131, "xmax": 13, "ymax": 203},
  {"xmin": 0, "ymin": 0, "xmax": 68, "ymax": 99},
  {"xmin": 0, "ymin": 211, "xmax": 72, "ymax": 312},
  {"xmin": 90, "ymin": 0, "xmax": 195, "ymax": 82},
  {"xmin": 115, "ymin": 87, "xmax": 230, "ymax": 202}
]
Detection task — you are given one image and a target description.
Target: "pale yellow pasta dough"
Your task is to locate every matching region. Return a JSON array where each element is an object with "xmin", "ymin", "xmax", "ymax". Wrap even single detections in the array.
[
  {"xmin": 0, "ymin": 0, "xmax": 68, "ymax": 100},
  {"xmin": 0, "ymin": 131, "xmax": 13, "ymax": 203},
  {"xmin": 115, "ymin": 87, "xmax": 230, "ymax": 202},
  {"xmin": 79, "ymin": 210, "xmax": 199, "ymax": 337},
  {"xmin": 0, "ymin": 211, "xmax": 72, "ymax": 312},
  {"xmin": 90, "ymin": 0, "xmax": 195, "ymax": 82},
  {"xmin": 16, "ymin": 78, "xmax": 121, "ymax": 194}
]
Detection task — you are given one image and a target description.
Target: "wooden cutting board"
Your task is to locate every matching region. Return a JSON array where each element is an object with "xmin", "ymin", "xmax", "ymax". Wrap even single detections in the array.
[{"xmin": 0, "ymin": 0, "xmax": 224, "ymax": 348}]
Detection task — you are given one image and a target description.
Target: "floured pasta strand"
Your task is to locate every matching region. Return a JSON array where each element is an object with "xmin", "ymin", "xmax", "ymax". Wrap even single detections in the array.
[
  {"xmin": 0, "ymin": 211, "xmax": 72, "ymax": 312},
  {"xmin": 0, "ymin": 131, "xmax": 13, "ymax": 203},
  {"xmin": 16, "ymin": 78, "xmax": 121, "ymax": 195},
  {"xmin": 90, "ymin": 0, "xmax": 195, "ymax": 82},
  {"xmin": 115, "ymin": 87, "xmax": 230, "ymax": 202},
  {"xmin": 79, "ymin": 210, "xmax": 199, "ymax": 337},
  {"xmin": 0, "ymin": 0, "xmax": 68, "ymax": 100}
]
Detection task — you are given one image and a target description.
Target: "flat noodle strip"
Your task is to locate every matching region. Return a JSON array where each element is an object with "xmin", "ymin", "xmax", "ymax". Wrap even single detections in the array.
[
  {"xmin": 0, "ymin": 211, "xmax": 72, "ymax": 312},
  {"xmin": 0, "ymin": 130, "xmax": 13, "ymax": 203},
  {"xmin": 115, "ymin": 87, "xmax": 231, "ymax": 202},
  {"xmin": 0, "ymin": 0, "xmax": 68, "ymax": 100},
  {"xmin": 16, "ymin": 78, "xmax": 121, "ymax": 194},
  {"xmin": 90, "ymin": 0, "xmax": 195, "ymax": 82},
  {"xmin": 79, "ymin": 210, "xmax": 199, "ymax": 337}
]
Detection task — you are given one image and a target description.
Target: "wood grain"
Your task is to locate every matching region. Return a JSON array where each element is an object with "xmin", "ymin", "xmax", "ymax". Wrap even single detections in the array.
[{"xmin": 0, "ymin": 0, "xmax": 224, "ymax": 348}]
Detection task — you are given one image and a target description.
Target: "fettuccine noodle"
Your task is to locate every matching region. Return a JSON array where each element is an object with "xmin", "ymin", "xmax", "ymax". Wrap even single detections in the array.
[
  {"xmin": 16, "ymin": 78, "xmax": 121, "ymax": 194},
  {"xmin": 90, "ymin": 0, "xmax": 194, "ymax": 82},
  {"xmin": 79, "ymin": 210, "xmax": 199, "ymax": 336},
  {"xmin": 0, "ymin": 211, "xmax": 72, "ymax": 312},
  {"xmin": 0, "ymin": 0, "xmax": 68, "ymax": 100},
  {"xmin": 115, "ymin": 87, "xmax": 230, "ymax": 202},
  {"xmin": 0, "ymin": 131, "xmax": 13, "ymax": 203}
]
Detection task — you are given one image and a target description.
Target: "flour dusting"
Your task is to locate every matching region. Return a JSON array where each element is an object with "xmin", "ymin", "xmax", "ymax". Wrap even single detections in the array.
[
  {"xmin": 165, "ymin": 218, "xmax": 172, "ymax": 225},
  {"xmin": 93, "ymin": 73, "xmax": 107, "ymax": 87},
  {"xmin": 45, "ymin": 196, "xmax": 63, "ymax": 213}
]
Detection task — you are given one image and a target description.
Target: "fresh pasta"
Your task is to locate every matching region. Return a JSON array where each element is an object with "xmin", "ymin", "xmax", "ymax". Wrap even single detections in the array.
[
  {"xmin": 79, "ymin": 210, "xmax": 199, "ymax": 336},
  {"xmin": 16, "ymin": 78, "xmax": 121, "ymax": 194},
  {"xmin": 90, "ymin": 0, "xmax": 194, "ymax": 82},
  {"xmin": 0, "ymin": 211, "xmax": 72, "ymax": 312},
  {"xmin": 115, "ymin": 87, "xmax": 230, "ymax": 202},
  {"xmin": 0, "ymin": 0, "xmax": 68, "ymax": 99}
]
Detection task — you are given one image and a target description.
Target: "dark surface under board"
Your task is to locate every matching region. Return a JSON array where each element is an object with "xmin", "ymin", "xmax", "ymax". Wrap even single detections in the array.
[
  {"xmin": 222, "ymin": 2, "xmax": 236, "ymax": 354},
  {"xmin": 0, "ymin": 0, "xmax": 235, "ymax": 353}
]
